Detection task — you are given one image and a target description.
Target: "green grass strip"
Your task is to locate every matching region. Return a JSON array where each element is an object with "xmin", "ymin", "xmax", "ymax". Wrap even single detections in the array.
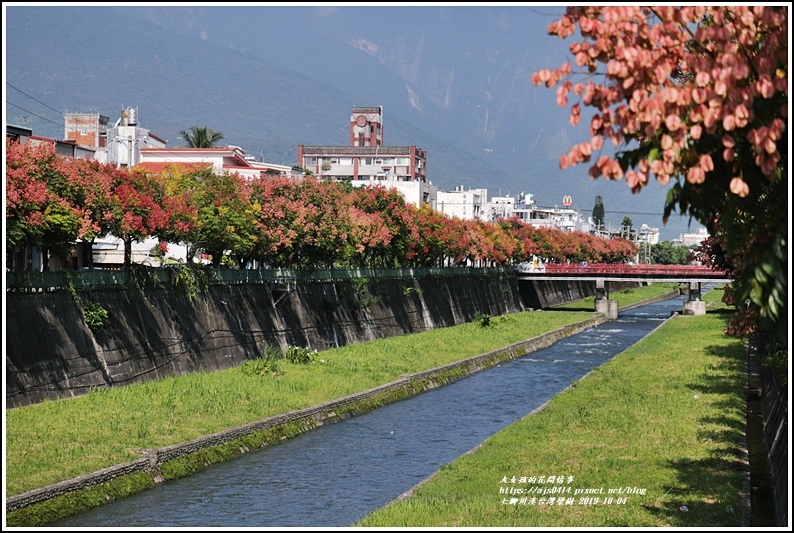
[{"xmin": 356, "ymin": 288, "xmax": 746, "ymax": 527}]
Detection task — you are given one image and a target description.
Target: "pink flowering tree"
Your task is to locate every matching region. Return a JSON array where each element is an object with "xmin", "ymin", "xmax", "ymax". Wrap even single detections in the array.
[
  {"xmin": 534, "ymin": 6, "xmax": 787, "ymax": 346},
  {"xmin": 6, "ymin": 140, "xmax": 119, "ymax": 269},
  {"xmin": 108, "ymin": 169, "xmax": 169, "ymax": 268}
]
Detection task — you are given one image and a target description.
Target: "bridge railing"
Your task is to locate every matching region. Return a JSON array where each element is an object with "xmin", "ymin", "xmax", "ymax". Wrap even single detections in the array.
[{"xmin": 541, "ymin": 263, "xmax": 728, "ymax": 277}]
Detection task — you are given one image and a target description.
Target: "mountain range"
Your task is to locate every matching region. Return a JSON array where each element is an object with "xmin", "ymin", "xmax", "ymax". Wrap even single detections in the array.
[{"xmin": 4, "ymin": 5, "xmax": 705, "ymax": 241}]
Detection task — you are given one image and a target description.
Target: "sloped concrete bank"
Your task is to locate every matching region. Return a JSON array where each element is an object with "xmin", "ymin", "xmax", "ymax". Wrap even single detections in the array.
[
  {"xmin": 7, "ymin": 272, "xmax": 639, "ymax": 409},
  {"xmin": 5, "ymin": 314, "xmax": 608, "ymax": 525},
  {"xmin": 519, "ymin": 278, "xmax": 644, "ymax": 310},
  {"xmin": 7, "ymin": 272, "xmax": 527, "ymax": 409}
]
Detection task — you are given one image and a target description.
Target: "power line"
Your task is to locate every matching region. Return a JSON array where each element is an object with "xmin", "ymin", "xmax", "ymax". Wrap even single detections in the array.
[
  {"xmin": 4, "ymin": 100, "xmax": 231, "ymax": 167},
  {"xmin": 7, "ymin": 83, "xmax": 66, "ymax": 116},
  {"xmin": 6, "ymin": 100, "xmax": 116, "ymax": 139},
  {"xmin": 6, "ymin": 84, "xmax": 124, "ymax": 138},
  {"xmin": 6, "ymin": 101, "xmax": 64, "ymax": 129},
  {"xmin": 533, "ymin": 204, "xmax": 668, "ymax": 217}
]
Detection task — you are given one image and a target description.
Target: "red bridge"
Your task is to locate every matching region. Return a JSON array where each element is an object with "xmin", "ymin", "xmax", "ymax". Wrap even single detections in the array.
[{"xmin": 517, "ymin": 263, "xmax": 732, "ymax": 283}]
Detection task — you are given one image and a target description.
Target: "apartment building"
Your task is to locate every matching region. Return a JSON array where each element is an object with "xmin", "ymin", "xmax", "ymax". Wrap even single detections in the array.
[
  {"xmin": 64, "ymin": 110, "xmax": 110, "ymax": 148},
  {"xmin": 297, "ymin": 106, "xmax": 434, "ymax": 207},
  {"xmin": 436, "ymin": 186, "xmax": 486, "ymax": 220}
]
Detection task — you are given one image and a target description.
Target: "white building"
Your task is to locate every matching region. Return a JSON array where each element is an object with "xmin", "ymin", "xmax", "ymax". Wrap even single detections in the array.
[
  {"xmin": 297, "ymin": 107, "xmax": 428, "ymax": 183},
  {"xmin": 436, "ymin": 186, "xmax": 486, "ymax": 220},
  {"xmin": 351, "ymin": 179, "xmax": 438, "ymax": 209},
  {"xmin": 433, "ymin": 188, "xmax": 594, "ymax": 235},
  {"xmin": 102, "ymin": 107, "xmax": 168, "ymax": 168},
  {"xmin": 637, "ymin": 223, "xmax": 661, "ymax": 244},
  {"xmin": 89, "ymin": 236, "xmax": 190, "ymax": 267},
  {"xmin": 483, "ymin": 194, "xmax": 516, "ymax": 222},
  {"xmin": 676, "ymin": 227, "xmax": 709, "ymax": 246},
  {"xmin": 512, "ymin": 193, "xmax": 592, "ymax": 233},
  {"xmin": 298, "ymin": 106, "xmax": 434, "ymax": 208},
  {"xmin": 138, "ymin": 145, "xmax": 299, "ymax": 179}
]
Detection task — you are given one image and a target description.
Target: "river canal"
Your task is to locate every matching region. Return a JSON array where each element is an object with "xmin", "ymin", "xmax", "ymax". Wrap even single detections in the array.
[{"xmin": 53, "ymin": 291, "xmax": 698, "ymax": 527}]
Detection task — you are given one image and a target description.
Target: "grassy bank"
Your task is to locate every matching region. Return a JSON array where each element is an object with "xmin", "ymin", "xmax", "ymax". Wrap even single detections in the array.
[{"xmin": 356, "ymin": 287, "xmax": 747, "ymax": 527}]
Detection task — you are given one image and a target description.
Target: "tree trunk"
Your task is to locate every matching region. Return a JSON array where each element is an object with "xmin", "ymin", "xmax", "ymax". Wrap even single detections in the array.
[
  {"xmin": 85, "ymin": 238, "xmax": 95, "ymax": 268},
  {"xmin": 124, "ymin": 236, "xmax": 132, "ymax": 268}
]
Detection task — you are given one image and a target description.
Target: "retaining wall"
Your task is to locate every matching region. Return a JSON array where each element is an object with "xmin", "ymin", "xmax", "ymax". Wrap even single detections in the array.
[
  {"xmin": 517, "ymin": 278, "xmax": 641, "ymax": 309},
  {"xmin": 6, "ymin": 273, "xmax": 640, "ymax": 409},
  {"xmin": 754, "ymin": 336, "xmax": 788, "ymax": 527},
  {"xmin": 7, "ymin": 273, "xmax": 529, "ymax": 408}
]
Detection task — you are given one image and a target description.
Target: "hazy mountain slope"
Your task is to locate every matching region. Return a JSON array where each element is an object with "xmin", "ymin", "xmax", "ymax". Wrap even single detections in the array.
[
  {"xmin": 117, "ymin": 6, "xmax": 564, "ymax": 179},
  {"xmin": 4, "ymin": 5, "xmax": 704, "ymax": 240},
  {"xmin": 4, "ymin": 6, "xmax": 506, "ymax": 188}
]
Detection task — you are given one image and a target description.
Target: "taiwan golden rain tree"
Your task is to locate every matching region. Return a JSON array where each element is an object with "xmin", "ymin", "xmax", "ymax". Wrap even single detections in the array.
[{"xmin": 534, "ymin": 6, "xmax": 787, "ymax": 348}]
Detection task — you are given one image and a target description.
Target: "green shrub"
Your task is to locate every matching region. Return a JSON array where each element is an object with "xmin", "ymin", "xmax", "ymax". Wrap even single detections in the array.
[
  {"xmin": 351, "ymin": 277, "xmax": 380, "ymax": 310},
  {"xmin": 402, "ymin": 286, "xmax": 422, "ymax": 296},
  {"xmin": 169, "ymin": 264, "xmax": 209, "ymax": 300},
  {"xmin": 127, "ymin": 264, "xmax": 160, "ymax": 291},
  {"xmin": 82, "ymin": 301, "xmax": 109, "ymax": 330},
  {"xmin": 241, "ymin": 341, "xmax": 283, "ymax": 377},
  {"xmin": 285, "ymin": 345, "xmax": 315, "ymax": 365},
  {"xmin": 473, "ymin": 312, "xmax": 493, "ymax": 328},
  {"xmin": 241, "ymin": 358, "xmax": 278, "ymax": 377},
  {"xmin": 762, "ymin": 349, "xmax": 787, "ymax": 386}
]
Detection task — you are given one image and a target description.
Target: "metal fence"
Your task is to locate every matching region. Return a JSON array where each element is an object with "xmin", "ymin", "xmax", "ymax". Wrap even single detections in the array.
[{"xmin": 6, "ymin": 266, "xmax": 516, "ymax": 292}]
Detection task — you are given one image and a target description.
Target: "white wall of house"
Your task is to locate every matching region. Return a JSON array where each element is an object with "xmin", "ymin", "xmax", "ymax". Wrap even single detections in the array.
[
  {"xmin": 351, "ymin": 179, "xmax": 438, "ymax": 209},
  {"xmin": 139, "ymin": 146, "xmax": 295, "ymax": 179},
  {"xmin": 89, "ymin": 236, "xmax": 191, "ymax": 266},
  {"xmin": 437, "ymin": 187, "xmax": 485, "ymax": 220}
]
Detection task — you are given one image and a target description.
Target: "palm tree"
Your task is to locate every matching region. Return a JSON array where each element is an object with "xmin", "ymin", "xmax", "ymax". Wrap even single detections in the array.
[{"xmin": 178, "ymin": 126, "xmax": 224, "ymax": 148}]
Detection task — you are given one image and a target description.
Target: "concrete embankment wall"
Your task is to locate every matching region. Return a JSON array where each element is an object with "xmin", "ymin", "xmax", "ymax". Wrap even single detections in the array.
[
  {"xmin": 7, "ymin": 273, "xmax": 531, "ymax": 409},
  {"xmin": 518, "ymin": 278, "xmax": 644, "ymax": 309},
  {"xmin": 5, "ymin": 273, "xmax": 638, "ymax": 409},
  {"xmin": 519, "ymin": 279, "xmax": 597, "ymax": 309}
]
